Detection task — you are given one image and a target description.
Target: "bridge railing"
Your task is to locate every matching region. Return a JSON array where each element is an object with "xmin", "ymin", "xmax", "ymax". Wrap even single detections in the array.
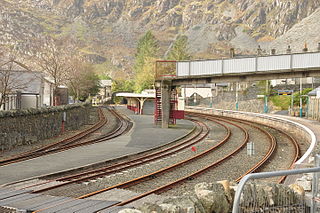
[{"xmin": 176, "ymin": 51, "xmax": 320, "ymax": 77}]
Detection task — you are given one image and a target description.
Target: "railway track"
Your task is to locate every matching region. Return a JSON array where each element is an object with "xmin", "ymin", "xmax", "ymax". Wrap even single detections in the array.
[
  {"xmin": 0, "ymin": 107, "xmax": 131, "ymax": 167},
  {"xmin": 77, "ymin": 113, "xmax": 298, "ymax": 209},
  {"xmin": 3, "ymin": 118, "xmax": 209, "ymax": 192},
  {"xmin": 27, "ymin": 115, "xmax": 250, "ymax": 211},
  {"xmin": 1, "ymin": 112, "xmax": 302, "ymax": 212}
]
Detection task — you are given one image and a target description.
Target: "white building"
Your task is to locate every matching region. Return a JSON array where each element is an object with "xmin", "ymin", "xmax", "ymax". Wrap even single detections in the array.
[{"xmin": 0, "ymin": 61, "xmax": 56, "ymax": 110}]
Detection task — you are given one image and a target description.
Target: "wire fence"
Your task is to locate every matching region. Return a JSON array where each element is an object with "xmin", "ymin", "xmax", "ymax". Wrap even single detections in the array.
[{"xmin": 232, "ymin": 156, "xmax": 320, "ymax": 213}]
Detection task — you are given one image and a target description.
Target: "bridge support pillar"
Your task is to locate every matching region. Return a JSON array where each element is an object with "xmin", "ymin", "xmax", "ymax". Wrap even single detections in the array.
[
  {"xmin": 155, "ymin": 80, "xmax": 172, "ymax": 128},
  {"xmin": 161, "ymin": 80, "xmax": 172, "ymax": 128}
]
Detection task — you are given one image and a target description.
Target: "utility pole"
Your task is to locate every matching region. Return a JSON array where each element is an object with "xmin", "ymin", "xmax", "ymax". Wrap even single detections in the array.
[
  {"xmin": 264, "ymin": 80, "xmax": 268, "ymax": 113},
  {"xmin": 300, "ymin": 78, "xmax": 303, "ymax": 118},
  {"xmin": 236, "ymin": 82, "xmax": 239, "ymax": 110}
]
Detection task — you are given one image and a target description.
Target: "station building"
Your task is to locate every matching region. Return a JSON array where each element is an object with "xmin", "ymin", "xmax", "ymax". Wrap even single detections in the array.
[{"xmin": 116, "ymin": 89, "xmax": 155, "ymax": 115}]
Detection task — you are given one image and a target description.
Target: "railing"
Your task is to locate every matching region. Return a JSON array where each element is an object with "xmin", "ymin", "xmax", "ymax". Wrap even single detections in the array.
[
  {"xmin": 232, "ymin": 158, "xmax": 320, "ymax": 213},
  {"xmin": 176, "ymin": 52, "xmax": 320, "ymax": 77}
]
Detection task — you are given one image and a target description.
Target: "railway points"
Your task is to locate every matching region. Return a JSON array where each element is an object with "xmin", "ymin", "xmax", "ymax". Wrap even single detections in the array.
[
  {"xmin": 0, "ymin": 106, "xmax": 318, "ymax": 212},
  {"xmin": 0, "ymin": 106, "xmax": 194, "ymax": 185}
]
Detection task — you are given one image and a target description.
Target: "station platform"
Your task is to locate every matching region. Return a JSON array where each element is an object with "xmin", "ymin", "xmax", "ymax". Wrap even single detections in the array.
[
  {"xmin": 273, "ymin": 114, "xmax": 320, "ymax": 150},
  {"xmin": 0, "ymin": 106, "xmax": 194, "ymax": 185},
  {"xmin": 0, "ymin": 188, "xmax": 125, "ymax": 213}
]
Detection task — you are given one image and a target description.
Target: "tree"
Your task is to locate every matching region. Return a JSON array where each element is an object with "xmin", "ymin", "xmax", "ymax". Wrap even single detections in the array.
[
  {"xmin": 0, "ymin": 48, "xmax": 31, "ymax": 109},
  {"xmin": 33, "ymin": 37, "xmax": 74, "ymax": 105},
  {"xmin": 67, "ymin": 58, "xmax": 100, "ymax": 101},
  {"xmin": 112, "ymin": 80, "xmax": 134, "ymax": 93},
  {"xmin": 133, "ymin": 31, "xmax": 159, "ymax": 93},
  {"xmin": 166, "ymin": 35, "xmax": 191, "ymax": 61}
]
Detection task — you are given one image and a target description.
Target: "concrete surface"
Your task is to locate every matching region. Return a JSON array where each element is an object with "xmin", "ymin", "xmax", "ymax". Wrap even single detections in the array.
[{"xmin": 0, "ymin": 106, "xmax": 194, "ymax": 185}]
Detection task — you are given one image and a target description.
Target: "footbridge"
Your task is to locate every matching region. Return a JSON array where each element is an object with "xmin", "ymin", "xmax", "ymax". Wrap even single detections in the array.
[{"xmin": 156, "ymin": 51, "xmax": 320, "ymax": 127}]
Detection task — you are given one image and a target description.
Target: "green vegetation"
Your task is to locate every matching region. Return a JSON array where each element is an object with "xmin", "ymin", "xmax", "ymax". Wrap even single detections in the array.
[
  {"xmin": 68, "ymin": 62, "xmax": 101, "ymax": 101},
  {"xmin": 167, "ymin": 35, "xmax": 191, "ymax": 61},
  {"xmin": 270, "ymin": 95, "xmax": 291, "ymax": 110},
  {"xmin": 92, "ymin": 61, "xmax": 118, "ymax": 79},
  {"xmin": 112, "ymin": 80, "xmax": 135, "ymax": 104},
  {"xmin": 293, "ymin": 88, "xmax": 312, "ymax": 105},
  {"xmin": 112, "ymin": 80, "xmax": 134, "ymax": 93},
  {"xmin": 133, "ymin": 31, "xmax": 160, "ymax": 93},
  {"xmin": 269, "ymin": 88, "xmax": 312, "ymax": 109}
]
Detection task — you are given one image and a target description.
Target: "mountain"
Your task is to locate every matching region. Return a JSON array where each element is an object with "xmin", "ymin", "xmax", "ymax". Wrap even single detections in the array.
[{"xmin": 1, "ymin": 0, "xmax": 320, "ymax": 79}]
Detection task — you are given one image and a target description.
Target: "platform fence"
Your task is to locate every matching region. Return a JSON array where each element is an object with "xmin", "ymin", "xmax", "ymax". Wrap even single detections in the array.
[{"xmin": 232, "ymin": 155, "xmax": 320, "ymax": 213}]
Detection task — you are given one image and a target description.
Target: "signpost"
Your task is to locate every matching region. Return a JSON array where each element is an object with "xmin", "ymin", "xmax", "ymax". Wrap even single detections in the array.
[{"xmin": 277, "ymin": 90, "xmax": 294, "ymax": 96}]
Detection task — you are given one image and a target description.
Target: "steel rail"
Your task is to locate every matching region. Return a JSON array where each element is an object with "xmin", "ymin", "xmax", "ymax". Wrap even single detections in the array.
[
  {"xmin": 0, "ymin": 107, "xmax": 107, "ymax": 166},
  {"xmin": 210, "ymin": 114, "xmax": 300, "ymax": 183},
  {"xmin": 103, "ymin": 114, "xmax": 250, "ymax": 208},
  {"xmin": 73, "ymin": 116, "xmax": 232, "ymax": 200},
  {"xmin": 30, "ymin": 119, "xmax": 208, "ymax": 193},
  {"xmin": 33, "ymin": 115, "xmax": 248, "ymax": 213},
  {"xmin": 7, "ymin": 115, "xmax": 201, "ymax": 193},
  {"xmin": 112, "ymin": 113, "xmax": 280, "ymax": 209},
  {"xmin": 35, "ymin": 113, "xmax": 283, "ymax": 212},
  {"xmin": 0, "ymin": 107, "xmax": 133, "ymax": 167}
]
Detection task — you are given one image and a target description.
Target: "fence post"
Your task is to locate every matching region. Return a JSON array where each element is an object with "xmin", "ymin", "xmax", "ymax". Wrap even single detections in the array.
[{"xmin": 311, "ymin": 155, "xmax": 320, "ymax": 212}]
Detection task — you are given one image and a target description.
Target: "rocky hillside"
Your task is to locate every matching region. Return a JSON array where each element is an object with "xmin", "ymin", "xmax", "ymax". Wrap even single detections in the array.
[{"xmin": 1, "ymin": 0, "xmax": 320, "ymax": 78}]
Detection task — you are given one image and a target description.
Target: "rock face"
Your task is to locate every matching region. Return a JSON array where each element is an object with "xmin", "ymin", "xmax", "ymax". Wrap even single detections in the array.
[{"xmin": 1, "ymin": 0, "xmax": 320, "ymax": 77}]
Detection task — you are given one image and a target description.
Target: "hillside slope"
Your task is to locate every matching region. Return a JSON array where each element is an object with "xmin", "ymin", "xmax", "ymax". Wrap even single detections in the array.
[{"xmin": 1, "ymin": 0, "xmax": 320, "ymax": 78}]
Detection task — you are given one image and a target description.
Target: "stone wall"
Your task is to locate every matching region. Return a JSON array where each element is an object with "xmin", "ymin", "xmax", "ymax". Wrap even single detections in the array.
[{"xmin": 0, "ymin": 103, "xmax": 92, "ymax": 151}]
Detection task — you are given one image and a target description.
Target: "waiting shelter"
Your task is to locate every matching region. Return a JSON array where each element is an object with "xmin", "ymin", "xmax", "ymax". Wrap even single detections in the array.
[{"xmin": 116, "ymin": 90, "xmax": 155, "ymax": 115}]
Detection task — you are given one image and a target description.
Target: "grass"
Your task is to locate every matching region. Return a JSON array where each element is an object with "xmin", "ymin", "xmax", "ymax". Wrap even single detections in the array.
[{"xmin": 270, "ymin": 95, "xmax": 291, "ymax": 110}]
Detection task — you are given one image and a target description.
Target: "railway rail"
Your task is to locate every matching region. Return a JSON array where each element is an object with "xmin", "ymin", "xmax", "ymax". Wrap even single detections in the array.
[
  {"xmin": 30, "ymin": 115, "xmax": 251, "ymax": 211},
  {"xmin": 3, "ymin": 118, "xmax": 209, "ymax": 193},
  {"xmin": 76, "ymin": 113, "xmax": 299, "ymax": 210},
  {"xmin": 0, "ymin": 107, "xmax": 131, "ymax": 167},
  {"xmin": 0, "ymin": 111, "xmax": 302, "ymax": 212}
]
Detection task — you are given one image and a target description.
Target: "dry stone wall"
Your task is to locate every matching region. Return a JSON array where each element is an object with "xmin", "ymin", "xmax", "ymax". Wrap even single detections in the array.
[{"xmin": 0, "ymin": 103, "xmax": 91, "ymax": 151}]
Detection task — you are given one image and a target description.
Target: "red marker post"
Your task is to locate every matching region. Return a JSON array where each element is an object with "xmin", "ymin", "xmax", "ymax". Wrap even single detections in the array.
[{"xmin": 191, "ymin": 146, "xmax": 197, "ymax": 152}]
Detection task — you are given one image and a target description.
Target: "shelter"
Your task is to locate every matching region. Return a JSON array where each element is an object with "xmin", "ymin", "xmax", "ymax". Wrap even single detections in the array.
[
  {"xmin": 307, "ymin": 87, "xmax": 320, "ymax": 120},
  {"xmin": 116, "ymin": 90, "xmax": 155, "ymax": 115}
]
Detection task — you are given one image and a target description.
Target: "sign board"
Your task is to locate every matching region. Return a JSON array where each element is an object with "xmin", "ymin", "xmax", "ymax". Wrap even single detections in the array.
[
  {"xmin": 247, "ymin": 142, "xmax": 255, "ymax": 156},
  {"xmin": 257, "ymin": 95, "xmax": 265, "ymax": 98},
  {"xmin": 278, "ymin": 90, "xmax": 294, "ymax": 96}
]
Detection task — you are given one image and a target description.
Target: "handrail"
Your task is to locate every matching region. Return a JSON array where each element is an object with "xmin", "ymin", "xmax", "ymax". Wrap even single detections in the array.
[{"xmin": 232, "ymin": 166, "xmax": 320, "ymax": 213}]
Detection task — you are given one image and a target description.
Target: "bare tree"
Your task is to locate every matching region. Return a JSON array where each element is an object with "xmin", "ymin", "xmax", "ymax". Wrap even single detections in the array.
[
  {"xmin": 33, "ymin": 37, "xmax": 75, "ymax": 105},
  {"xmin": 67, "ymin": 57, "xmax": 100, "ymax": 101},
  {"xmin": 0, "ymin": 50, "xmax": 34, "ymax": 110}
]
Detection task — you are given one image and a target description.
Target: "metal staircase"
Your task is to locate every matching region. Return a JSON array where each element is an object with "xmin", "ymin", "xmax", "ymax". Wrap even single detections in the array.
[
  {"xmin": 154, "ymin": 87, "xmax": 178, "ymax": 125},
  {"xmin": 154, "ymin": 88, "xmax": 162, "ymax": 125}
]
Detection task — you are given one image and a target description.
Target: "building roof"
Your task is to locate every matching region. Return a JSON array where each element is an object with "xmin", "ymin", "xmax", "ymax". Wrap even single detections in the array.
[
  {"xmin": 116, "ymin": 92, "xmax": 155, "ymax": 98},
  {"xmin": 308, "ymin": 87, "xmax": 320, "ymax": 96},
  {"xmin": 100, "ymin": 80, "xmax": 112, "ymax": 87},
  {"xmin": 2, "ymin": 70, "xmax": 43, "ymax": 94}
]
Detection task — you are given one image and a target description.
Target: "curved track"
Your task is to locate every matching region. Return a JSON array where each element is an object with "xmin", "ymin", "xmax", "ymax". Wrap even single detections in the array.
[
  {"xmin": 5, "ymin": 118, "xmax": 209, "ymax": 193},
  {"xmin": 0, "ymin": 107, "xmax": 131, "ymax": 167},
  {"xmin": 2, "ymin": 111, "xmax": 301, "ymax": 212}
]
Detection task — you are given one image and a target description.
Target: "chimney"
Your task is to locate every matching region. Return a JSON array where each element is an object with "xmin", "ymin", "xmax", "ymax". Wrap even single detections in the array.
[
  {"xmin": 286, "ymin": 45, "xmax": 292, "ymax": 54},
  {"xmin": 230, "ymin": 48, "xmax": 235, "ymax": 58},
  {"xmin": 271, "ymin": 49, "xmax": 276, "ymax": 55},
  {"xmin": 303, "ymin": 42, "xmax": 308, "ymax": 52}
]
